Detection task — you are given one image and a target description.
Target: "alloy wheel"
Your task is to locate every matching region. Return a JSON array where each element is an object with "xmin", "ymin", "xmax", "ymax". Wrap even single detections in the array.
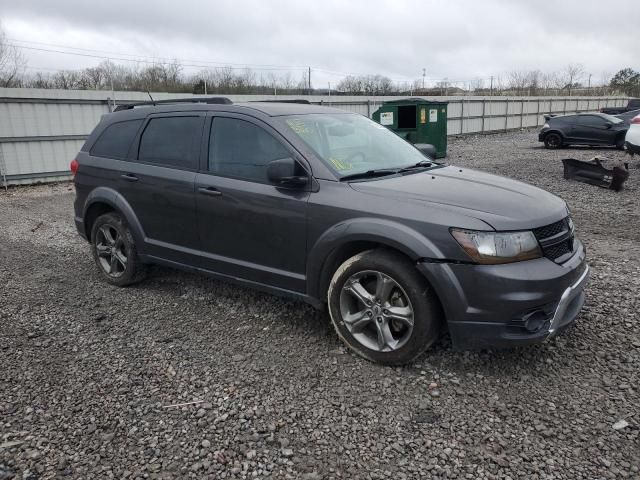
[
  {"xmin": 339, "ymin": 270, "xmax": 414, "ymax": 352},
  {"xmin": 95, "ymin": 224, "xmax": 127, "ymax": 278}
]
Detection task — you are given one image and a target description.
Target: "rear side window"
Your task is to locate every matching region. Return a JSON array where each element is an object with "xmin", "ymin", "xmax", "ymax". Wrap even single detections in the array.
[
  {"xmin": 578, "ymin": 115, "xmax": 606, "ymax": 127},
  {"xmin": 90, "ymin": 119, "xmax": 143, "ymax": 159},
  {"xmin": 138, "ymin": 116, "xmax": 202, "ymax": 169},
  {"xmin": 208, "ymin": 117, "xmax": 291, "ymax": 183},
  {"xmin": 553, "ymin": 116, "xmax": 574, "ymax": 125}
]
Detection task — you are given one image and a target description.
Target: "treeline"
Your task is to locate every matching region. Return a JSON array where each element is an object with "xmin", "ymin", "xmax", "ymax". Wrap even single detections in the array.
[
  {"xmin": 22, "ymin": 61, "xmax": 313, "ymax": 95},
  {"xmin": 13, "ymin": 62, "xmax": 638, "ymax": 97}
]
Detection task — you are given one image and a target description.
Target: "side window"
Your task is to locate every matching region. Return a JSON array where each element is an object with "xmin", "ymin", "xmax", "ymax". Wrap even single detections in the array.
[
  {"xmin": 90, "ymin": 119, "xmax": 143, "ymax": 159},
  {"xmin": 209, "ymin": 117, "xmax": 292, "ymax": 183},
  {"xmin": 138, "ymin": 116, "xmax": 202, "ymax": 169},
  {"xmin": 578, "ymin": 115, "xmax": 605, "ymax": 127}
]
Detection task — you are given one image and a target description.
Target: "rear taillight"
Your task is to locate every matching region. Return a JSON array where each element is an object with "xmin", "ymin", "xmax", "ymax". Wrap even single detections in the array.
[
  {"xmin": 70, "ymin": 159, "xmax": 79, "ymax": 176},
  {"xmin": 631, "ymin": 116, "xmax": 640, "ymax": 125}
]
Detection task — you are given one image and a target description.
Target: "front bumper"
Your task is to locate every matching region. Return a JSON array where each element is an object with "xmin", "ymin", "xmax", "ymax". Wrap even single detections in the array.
[
  {"xmin": 417, "ymin": 240, "xmax": 589, "ymax": 349},
  {"xmin": 626, "ymin": 141, "xmax": 640, "ymax": 156}
]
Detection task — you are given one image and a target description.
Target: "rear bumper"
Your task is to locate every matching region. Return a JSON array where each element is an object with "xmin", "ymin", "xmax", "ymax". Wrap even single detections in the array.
[{"xmin": 417, "ymin": 240, "xmax": 589, "ymax": 349}]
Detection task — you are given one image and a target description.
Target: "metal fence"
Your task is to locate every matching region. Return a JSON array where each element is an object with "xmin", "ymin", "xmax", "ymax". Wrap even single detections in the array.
[{"xmin": 0, "ymin": 88, "xmax": 629, "ymax": 186}]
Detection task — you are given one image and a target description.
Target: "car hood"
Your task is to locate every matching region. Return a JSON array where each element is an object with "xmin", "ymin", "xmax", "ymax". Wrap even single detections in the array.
[{"xmin": 349, "ymin": 165, "xmax": 568, "ymax": 231}]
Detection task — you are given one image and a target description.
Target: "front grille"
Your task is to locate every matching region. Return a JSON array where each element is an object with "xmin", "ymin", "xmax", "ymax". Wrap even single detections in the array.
[
  {"xmin": 532, "ymin": 219, "xmax": 566, "ymax": 240},
  {"xmin": 533, "ymin": 217, "xmax": 574, "ymax": 263},
  {"xmin": 544, "ymin": 239, "xmax": 573, "ymax": 261}
]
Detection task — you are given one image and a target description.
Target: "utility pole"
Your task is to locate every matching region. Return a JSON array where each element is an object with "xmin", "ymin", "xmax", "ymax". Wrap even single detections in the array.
[
  {"xmin": 422, "ymin": 68, "xmax": 426, "ymax": 90},
  {"xmin": 490, "ymin": 76, "xmax": 494, "ymax": 96},
  {"xmin": 588, "ymin": 73, "xmax": 592, "ymax": 93},
  {"xmin": 204, "ymin": 79, "xmax": 207, "ymax": 95},
  {"xmin": 308, "ymin": 67, "xmax": 311, "ymax": 95},
  {"xmin": 328, "ymin": 82, "xmax": 331, "ymax": 98}
]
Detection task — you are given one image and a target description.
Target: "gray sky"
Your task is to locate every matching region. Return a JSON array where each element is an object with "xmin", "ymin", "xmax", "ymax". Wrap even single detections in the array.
[{"xmin": 1, "ymin": 0, "xmax": 638, "ymax": 88}]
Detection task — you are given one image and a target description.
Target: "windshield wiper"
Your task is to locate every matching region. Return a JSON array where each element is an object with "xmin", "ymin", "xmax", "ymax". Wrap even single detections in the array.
[
  {"xmin": 398, "ymin": 160, "xmax": 436, "ymax": 173},
  {"xmin": 339, "ymin": 168, "xmax": 400, "ymax": 182}
]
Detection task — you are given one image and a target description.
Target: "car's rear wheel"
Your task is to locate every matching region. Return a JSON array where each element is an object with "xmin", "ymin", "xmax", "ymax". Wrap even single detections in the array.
[
  {"xmin": 544, "ymin": 132, "xmax": 563, "ymax": 149},
  {"xmin": 91, "ymin": 212, "xmax": 147, "ymax": 286},
  {"xmin": 327, "ymin": 249, "xmax": 442, "ymax": 365}
]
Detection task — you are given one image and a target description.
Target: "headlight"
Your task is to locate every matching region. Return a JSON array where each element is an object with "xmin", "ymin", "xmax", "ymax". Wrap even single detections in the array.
[{"xmin": 450, "ymin": 228, "xmax": 542, "ymax": 264}]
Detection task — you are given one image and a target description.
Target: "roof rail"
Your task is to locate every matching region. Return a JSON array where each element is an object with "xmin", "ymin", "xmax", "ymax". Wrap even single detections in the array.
[
  {"xmin": 250, "ymin": 99, "xmax": 311, "ymax": 104},
  {"xmin": 113, "ymin": 97, "xmax": 232, "ymax": 111}
]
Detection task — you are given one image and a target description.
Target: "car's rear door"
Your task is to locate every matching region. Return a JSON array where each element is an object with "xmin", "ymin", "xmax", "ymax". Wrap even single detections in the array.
[
  {"xmin": 194, "ymin": 113, "xmax": 310, "ymax": 292},
  {"xmin": 117, "ymin": 112, "xmax": 205, "ymax": 261}
]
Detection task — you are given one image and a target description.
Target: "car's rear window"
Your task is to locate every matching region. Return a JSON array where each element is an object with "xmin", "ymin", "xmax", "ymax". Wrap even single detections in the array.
[{"xmin": 90, "ymin": 119, "xmax": 143, "ymax": 159}]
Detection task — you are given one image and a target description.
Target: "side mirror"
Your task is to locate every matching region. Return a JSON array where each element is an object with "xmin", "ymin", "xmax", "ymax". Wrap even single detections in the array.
[
  {"xmin": 415, "ymin": 143, "xmax": 436, "ymax": 158},
  {"xmin": 267, "ymin": 157, "xmax": 308, "ymax": 187},
  {"xmin": 605, "ymin": 122, "xmax": 613, "ymax": 129}
]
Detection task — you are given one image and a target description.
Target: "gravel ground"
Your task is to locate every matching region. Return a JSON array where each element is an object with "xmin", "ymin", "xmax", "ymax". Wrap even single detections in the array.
[{"xmin": 1, "ymin": 129, "xmax": 639, "ymax": 479}]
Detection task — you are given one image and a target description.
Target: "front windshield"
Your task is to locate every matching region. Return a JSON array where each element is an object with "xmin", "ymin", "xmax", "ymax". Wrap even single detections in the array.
[
  {"xmin": 601, "ymin": 113, "xmax": 623, "ymax": 124},
  {"xmin": 281, "ymin": 113, "xmax": 430, "ymax": 176}
]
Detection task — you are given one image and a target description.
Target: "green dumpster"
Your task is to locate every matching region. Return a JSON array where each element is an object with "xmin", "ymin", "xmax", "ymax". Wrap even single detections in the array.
[{"xmin": 372, "ymin": 98, "xmax": 448, "ymax": 158}]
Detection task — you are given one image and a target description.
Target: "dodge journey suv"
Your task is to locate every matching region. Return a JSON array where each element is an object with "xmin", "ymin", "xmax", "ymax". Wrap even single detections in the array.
[{"xmin": 72, "ymin": 98, "xmax": 589, "ymax": 365}]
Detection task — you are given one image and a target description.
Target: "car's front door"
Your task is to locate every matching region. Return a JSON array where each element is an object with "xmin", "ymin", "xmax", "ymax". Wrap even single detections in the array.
[
  {"xmin": 571, "ymin": 115, "xmax": 614, "ymax": 144},
  {"xmin": 195, "ymin": 114, "xmax": 310, "ymax": 292},
  {"xmin": 117, "ymin": 113, "xmax": 204, "ymax": 261}
]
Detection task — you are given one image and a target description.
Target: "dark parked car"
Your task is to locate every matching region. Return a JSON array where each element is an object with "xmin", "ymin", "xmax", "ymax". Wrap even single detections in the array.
[
  {"xmin": 72, "ymin": 98, "xmax": 589, "ymax": 365},
  {"xmin": 538, "ymin": 113, "xmax": 628, "ymax": 149},
  {"xmin": 615, "ymin": 108, "xmax": 640, "ymax": 125},
  {"xmin": 600, "ymin": 98, "xmax": 640, "ymax": 115}
]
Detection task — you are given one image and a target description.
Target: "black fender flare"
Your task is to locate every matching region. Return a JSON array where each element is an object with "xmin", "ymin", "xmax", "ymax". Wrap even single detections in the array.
[
  {"xmin": 305, "ymin": 217, "xmax": 445, "ymax": 301},
  {"xmin": 83, "ymin": 187, "xmax": 146, "ymax": 247}
]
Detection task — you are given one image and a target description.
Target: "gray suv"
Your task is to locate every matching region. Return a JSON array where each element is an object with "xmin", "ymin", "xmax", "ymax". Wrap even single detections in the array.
[{"xmin": 72, "ymin": 98, "xmax": 589, "ymax": 365}]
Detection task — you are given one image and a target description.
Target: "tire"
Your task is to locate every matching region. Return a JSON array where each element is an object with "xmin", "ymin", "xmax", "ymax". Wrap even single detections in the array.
[
  {"xmin": 616, "ymin": 136, "xmax": 626, "ymax": 150},
  {"xmin": 327, "ymin": 249, "xmax": 442, "ymax": 366},
  {"xmin": 544, "ymin": 132, "xmax": 563, "ymax": 149},
  {"xmin": 90, "ymin": 212, "xmax": 147, "ymax": 287}
]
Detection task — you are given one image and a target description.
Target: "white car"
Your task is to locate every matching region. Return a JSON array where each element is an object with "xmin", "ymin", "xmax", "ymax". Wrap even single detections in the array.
[{"xmin": 625, "ymin": 114, "xmax": 640, "ymax": 155}]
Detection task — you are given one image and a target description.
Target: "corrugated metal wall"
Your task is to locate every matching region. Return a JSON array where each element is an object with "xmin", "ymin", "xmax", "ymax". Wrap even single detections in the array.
[{"xmin": 0, "ymin": 88, "xmax": 629, "ymax": 186}]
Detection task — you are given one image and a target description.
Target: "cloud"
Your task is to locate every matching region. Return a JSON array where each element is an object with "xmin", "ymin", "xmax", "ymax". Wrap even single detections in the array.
[{"xmin": 2, "ymin": 0, "xmax": 638, "ymax": 87}]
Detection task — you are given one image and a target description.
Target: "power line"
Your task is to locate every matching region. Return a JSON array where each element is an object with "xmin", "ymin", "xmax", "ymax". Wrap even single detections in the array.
[
  {"xmin": 8, "ymin": 37, "xmax": 311, "ymax": 70},
  {"xmin": 9, "ymin": 43, "xmax": 308, "ymax": 72}
]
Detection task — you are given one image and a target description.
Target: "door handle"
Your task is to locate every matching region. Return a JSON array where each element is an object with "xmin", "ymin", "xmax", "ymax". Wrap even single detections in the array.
[
  {"xmin": 198, "ymin": 187, "xmax": 222, "ymax": 197},
  {"xmin": 121, "ymin": 173, "xmax": 138, "ymax": 182}
]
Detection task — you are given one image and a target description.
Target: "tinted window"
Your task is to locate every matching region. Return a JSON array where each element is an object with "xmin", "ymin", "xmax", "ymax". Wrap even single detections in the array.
[
  {"xmin": 209, "ymin": 117, "xmax": 291, "ymax": 183},
  {"xmin": 577, "ymin": 115, "xmax": 606, "ymax": 127},
  {"xmin": 138, "ymin": 116, "xmax": 202, "ymax": 169},
  {"xmin": 551, "ymin": 116, "xmax": 574, "ymax": 125},
  {"xmin": 91, "ymin": 119, "xmax": 142, "ymax": 159}
]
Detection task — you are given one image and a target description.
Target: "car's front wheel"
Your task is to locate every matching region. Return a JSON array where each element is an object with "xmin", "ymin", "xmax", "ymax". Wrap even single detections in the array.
[
  {"xmin": 544, "ymin": 132, "xmax": 563, "ymax": 149},
  {"xmin": 90, "ymin": 212, "xmax": 147, "ymax": 286},
  {"xmin": 327, "ymin": 249, "xmax": 442, "ymax": 365}
]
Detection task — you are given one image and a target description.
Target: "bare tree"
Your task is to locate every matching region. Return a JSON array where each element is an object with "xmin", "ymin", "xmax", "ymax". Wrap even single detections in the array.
[
  {"xmin": 0, "ymin": 24, "xmax": 26, "ymax": 87},
  {"xmin": 562, "ymin": 64, "xmax": 584, "ymax": 95}
]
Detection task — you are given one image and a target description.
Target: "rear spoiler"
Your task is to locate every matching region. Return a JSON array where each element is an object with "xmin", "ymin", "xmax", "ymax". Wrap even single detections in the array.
[{"xmin": 543, "ymin": 114, "xmax": 557, "ymax": 120}]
